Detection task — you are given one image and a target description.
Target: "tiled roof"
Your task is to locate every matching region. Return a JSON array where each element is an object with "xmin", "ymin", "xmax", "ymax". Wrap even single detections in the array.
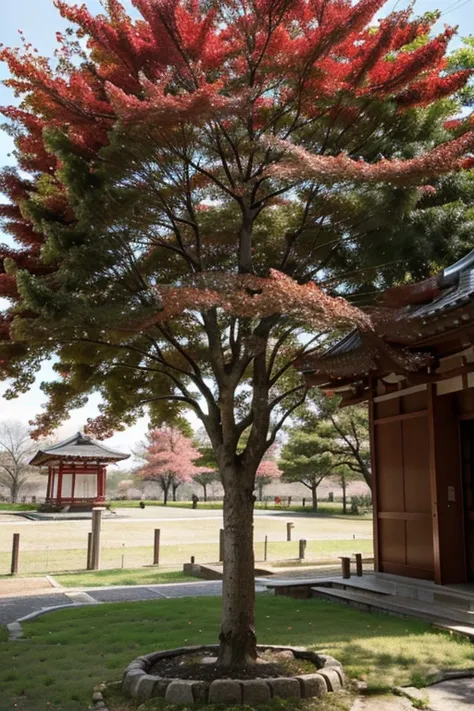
[
  {"xmin": 30, "ymin": 432, "xmax": 130, "ymax": 466},
  {"xmin": 412, "ymin": 268, "xmax": 474, "ymax": 322},
  {"xmin": 298, "ymin": 249, "xmax": 474, "ymax": 382}
]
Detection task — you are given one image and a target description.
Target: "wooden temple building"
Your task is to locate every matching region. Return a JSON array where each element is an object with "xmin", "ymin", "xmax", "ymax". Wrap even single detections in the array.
[
  {"xmin": 298, "ymin": 250, "xmax": 474, "ymax": 585},
  {"xmin": 30, "ymin": 432, "xmax": 129, "ymax": 511}
]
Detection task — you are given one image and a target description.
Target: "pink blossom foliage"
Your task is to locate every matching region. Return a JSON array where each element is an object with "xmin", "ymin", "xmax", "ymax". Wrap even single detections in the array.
[
  {"xmin": 137, "ymin": 426, "xmax": 205, "ymax": 484},
  {"xmin": 256, "ymin": 459, "xmax": 281, "ymax": 483}
]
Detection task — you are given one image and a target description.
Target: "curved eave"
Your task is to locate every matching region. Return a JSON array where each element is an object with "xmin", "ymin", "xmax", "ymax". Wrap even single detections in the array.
[{"xmin": 30, "ymin": 452, "xmax": 130, "ymax": 467}]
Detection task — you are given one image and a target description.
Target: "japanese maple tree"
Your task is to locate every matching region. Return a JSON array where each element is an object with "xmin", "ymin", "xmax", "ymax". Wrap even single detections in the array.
[
  {"xmin": 137, "ymin": 426, "xmax": 203, "ymax": 504},
  {"xmin": 1, "ymin": 0, "xmax": 474, "ymax": 666}
]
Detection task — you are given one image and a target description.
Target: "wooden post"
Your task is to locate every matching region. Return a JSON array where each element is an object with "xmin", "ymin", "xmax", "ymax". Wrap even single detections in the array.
[
  {"xmin": 10, "ymin": 533, "xmax": 20, "ymax": 575},
  {"xmin": 286, "ymin": 522, "xmax": 293, "ymax": 541},
  {"xmin": 57, "ymin": 461, "xmax": 63, "ymax": 505},
  {"xmin": 219, "ymin": 528, "xmax": 224, "ymax": 562},
  {"xmin": 264, "ymin": 535, "xmax": 268, "ymax": 562},
  {"xmin": 299, "ymin": 539, "xmax": 307, "ymax": 560},
  {"xmin": 90, "ymin": 507, "xmax": 104, "ymax": 571},
  {"xmin": 86, "ymin": 532, "xmax": 93, "ymax": 570},
  {"xmin": 153, "ymin": 529, "xmax": 161, "ymax": 566},
  {"xmin": 355, "ymin": 553, "xmax": 363, "ymax": 577},
  {"xmin": 340, "ymin": 556, "xmax": 351, "ymax": 579},
  {"xmin": 46, "ymin": 469, "xmax": 52, "ymax": 502},
  {"xmin": 302, "ymin": 498, "xmax": 306, "ymax": 507},
  {"xmin": 50, "ymin": 470, "xmax": 55, "ymax": 504},
  {"xmin": 368, "ymin": 377, "xmax": 380, "ymax": 573}
]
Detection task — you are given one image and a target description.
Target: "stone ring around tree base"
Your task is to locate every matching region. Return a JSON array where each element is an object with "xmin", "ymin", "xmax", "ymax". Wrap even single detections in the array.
[{"xmin": 121, "ymin": 644, "xmax": 345, "ymax": 704}]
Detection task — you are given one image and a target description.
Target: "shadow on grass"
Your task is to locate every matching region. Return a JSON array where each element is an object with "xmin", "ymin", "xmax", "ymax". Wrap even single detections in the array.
[{"xmin": 1, "ymin": 596, "xmax": 473, "ymax": 711}]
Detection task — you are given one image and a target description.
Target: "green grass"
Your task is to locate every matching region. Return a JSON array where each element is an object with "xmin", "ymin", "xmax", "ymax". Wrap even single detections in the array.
[
  {"xmin": 0, "ymin": 503, "xmax": 38, "ymax": 511},
  {"xmin": 1, "ymin": 595, "xmax": 473, "ymax": 711},
  {"xmin": 108, "ymin": 500, "xmax": 371, "ymax": 517},
  {"xmin": 55, "ymin": 568, "xmax": 196, "ymax": 587},
  {"xmin": 0, "ymin": 538, "xmax": 373, "ymax": 576}
]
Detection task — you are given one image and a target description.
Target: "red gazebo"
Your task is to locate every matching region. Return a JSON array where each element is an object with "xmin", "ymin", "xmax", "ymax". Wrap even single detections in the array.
[{"xmin": 30, "ymin": 432, "xmax": 129, "ymax": 510}]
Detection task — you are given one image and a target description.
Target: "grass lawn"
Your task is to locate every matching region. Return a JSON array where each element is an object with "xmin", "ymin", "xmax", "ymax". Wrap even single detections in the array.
[
  {"xmin": 55, "ymin": 568, "xmax": 196, "ymax": 587},
  {"xmin": 110, "ymin": 500, "xmax": 371, "ymax": 518},
  {"xmin": 1, "ymin": 595, "xmax": 473, "ymax": 711},
  {"xmin": 0, "ymin": 503, "xmax": 37, "ymax": 511},
  {"xmin": 0, "ymin": 537, "xmax": 373, "ymax": 576}
]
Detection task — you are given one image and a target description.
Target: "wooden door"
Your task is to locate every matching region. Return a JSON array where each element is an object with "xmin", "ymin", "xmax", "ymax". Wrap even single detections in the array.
[{"xmin": 460, "ymin": 420, "xmax": 474, "ymax": 580}]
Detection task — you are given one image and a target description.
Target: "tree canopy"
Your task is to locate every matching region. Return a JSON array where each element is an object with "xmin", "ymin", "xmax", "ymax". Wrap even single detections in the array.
[{"xmin": 137, "ymin": 425, "xmax": 203, "ymax": 504}]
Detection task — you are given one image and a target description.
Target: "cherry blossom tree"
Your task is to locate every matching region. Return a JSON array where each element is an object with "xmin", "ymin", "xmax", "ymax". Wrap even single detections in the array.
[
  {"xmin": 137, "ymin": 427, "xmax": 203, "ymax": 505},
  {"xmin": 255, "ymin": 447, "xmax": 281, "ymax": 501},
  {"xmin": 1, "ymin": 0, "xmax": 474, "ymax": 666}
]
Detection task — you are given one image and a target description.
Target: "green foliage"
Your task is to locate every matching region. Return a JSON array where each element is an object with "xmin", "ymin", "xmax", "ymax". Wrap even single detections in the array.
[
  {"xmin": 279, "ymin": 430, "xmax": 336, "ymax": 510},
  {"xmin": 279, "ymin": 391, "xmax": 370, "ymax": 509}
]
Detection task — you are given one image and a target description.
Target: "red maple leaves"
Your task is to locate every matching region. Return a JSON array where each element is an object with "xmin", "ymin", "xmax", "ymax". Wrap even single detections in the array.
[{"xmin": 0, "ymin": 0, "xmax": 473, "ymax": 353}]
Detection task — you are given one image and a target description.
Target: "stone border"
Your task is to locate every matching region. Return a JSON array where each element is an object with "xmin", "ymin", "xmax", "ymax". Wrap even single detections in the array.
[
  {"xmin": 122, "ymin": 645, "xmax": 345, "ymax": 704},
  {"xmin": 91, "ymin": 684, "xmax": 109, "ymax": 711}
]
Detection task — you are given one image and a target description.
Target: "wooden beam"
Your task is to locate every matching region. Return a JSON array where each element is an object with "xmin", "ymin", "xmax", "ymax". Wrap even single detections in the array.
[
  {"xmin": 368, "ymin": 378, "xmax": 380, "ymax": 573},
  {"xmin": 378, "ymin": 512, "xmax": 431, "ymax": 521},
  {"xmin": 374, "ymin": 410, "xmax": 427, "ymax": 425},
  {"xmin": 427, "ymin": 384, "xmax": 442, "ymax": 585}
]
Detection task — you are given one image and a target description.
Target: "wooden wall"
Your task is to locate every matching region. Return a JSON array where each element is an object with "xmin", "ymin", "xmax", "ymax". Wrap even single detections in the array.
[
  {"xmin": 429, "ymin": 389, "xmax": 466, "ymax": 584},
  {"xmin": 372, "ymin": 385, "xmax": 467, "ymax": 584},
  {"xmin": 373, "ymin": 388, "xmax": 434, "ymax": 580}
]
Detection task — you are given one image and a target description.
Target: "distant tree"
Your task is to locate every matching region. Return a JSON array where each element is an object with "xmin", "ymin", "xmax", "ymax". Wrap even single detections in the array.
[
  {"xmin": 116, "ymin": 478, "xmax": 135, "ymax": 499},
  {"xmin": 255, "ymin": 446, "xmax": 281, "ymax": 502},
  {"xmin": 279, "ymin": 429, "xmax": 335, "ymax": 511},
  {"xmin": 193, "ymin": 471, "xmax": 218, "ymax": 502},
  {"xmin": 301, "ymin": 392, "xmax": 371, "ymax": 489},
  {"xmin": 107, "ymin": 469, "xmax": 134, "ymax": 498},
  {"xmin": 0, "ymin": 422, "xmax": 36, "ymax": 503},
  {"xmin": 330, "ymin": 463, "xmax": 360, "ymax": 514},
  {"xmin": 137, "ymin": 427, "xmax": 203, "ymax": 505}
]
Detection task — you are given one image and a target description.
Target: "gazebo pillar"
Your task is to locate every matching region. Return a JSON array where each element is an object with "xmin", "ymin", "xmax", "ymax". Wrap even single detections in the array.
[
  {"xmin": 96, "ymin": 465, "xmax": 106, "ymax": 503},
  {"xmin": 46, "ymin": 467, "xmax": 52, "ymax": 502},
  {"xmin": 57, "ymin": 461, "xmax": 63, "ymax": 505}
]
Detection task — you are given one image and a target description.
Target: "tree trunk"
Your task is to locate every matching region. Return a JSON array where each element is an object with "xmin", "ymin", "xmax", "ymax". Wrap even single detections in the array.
[
  {"xmin": 258, "ymin": 481, "xmax": 263, "ymax": 502},
  {"xmin": 362, "ymin": 465, "xmax": 372, "ymax": 491},
  {"xmin": 10, "ymin": 478, "xmax": 20, "ymax": 504},
  {"xmin": 203, "ymin": 484, "xmax": 207, "ymax": 502},
  {"xmin": 172, "ymin": 483, "xmax": 179, "ymax": 501},
  {"xmin": 218, "ymin": 470, "xmax": 257, "ymax": 667},
  {"xmin": 341, "ymin": 476, "xmax": 347, "ymax": 515},
  {"xmin": 162, "ymin": 483, "xmax": 169, "ymax": 505},
  {"xmin": 311, "ymin": 483, "xmax": 318, "ymax": 511}
]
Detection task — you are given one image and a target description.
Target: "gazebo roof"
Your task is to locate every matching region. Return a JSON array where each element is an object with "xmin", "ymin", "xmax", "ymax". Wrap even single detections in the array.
[{"xmin": 30, "ymin": 432, "xmax": 130, "ymax": 466}]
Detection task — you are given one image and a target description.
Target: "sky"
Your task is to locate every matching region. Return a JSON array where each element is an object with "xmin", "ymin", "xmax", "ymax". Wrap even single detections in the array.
[{"xmin": 0, "ymin": 0, "xmax": 473, "ymax": 462}]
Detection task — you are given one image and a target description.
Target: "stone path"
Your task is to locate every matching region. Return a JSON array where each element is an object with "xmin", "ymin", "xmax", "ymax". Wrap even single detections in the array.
[
  {"xmin": 0, "ymin": 580, "xmax": 227, "ymax": 625},
  {"xmin": 425, "ymin": 678, "xmax": 474, "ymax": 710},
  {"xmin": 0, "ymin": 575, "xmax": 57, "ymax": 598},
  {"xmin": 0, "ymin": 592, "xmax": 73, "ymax": 625},
  {"xmin": 351, "ymin": 696, "xmax": 413, "ymax": 710}
]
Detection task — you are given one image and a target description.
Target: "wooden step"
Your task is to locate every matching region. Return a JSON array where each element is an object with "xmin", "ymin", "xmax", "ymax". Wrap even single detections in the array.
[
  {"xmin": 310, "ymin": 586, "xmax": 474, "ymax": 640},
  {"xmin": 318, "ymin": 576, "xmax": 474, "ymax": 612}
]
